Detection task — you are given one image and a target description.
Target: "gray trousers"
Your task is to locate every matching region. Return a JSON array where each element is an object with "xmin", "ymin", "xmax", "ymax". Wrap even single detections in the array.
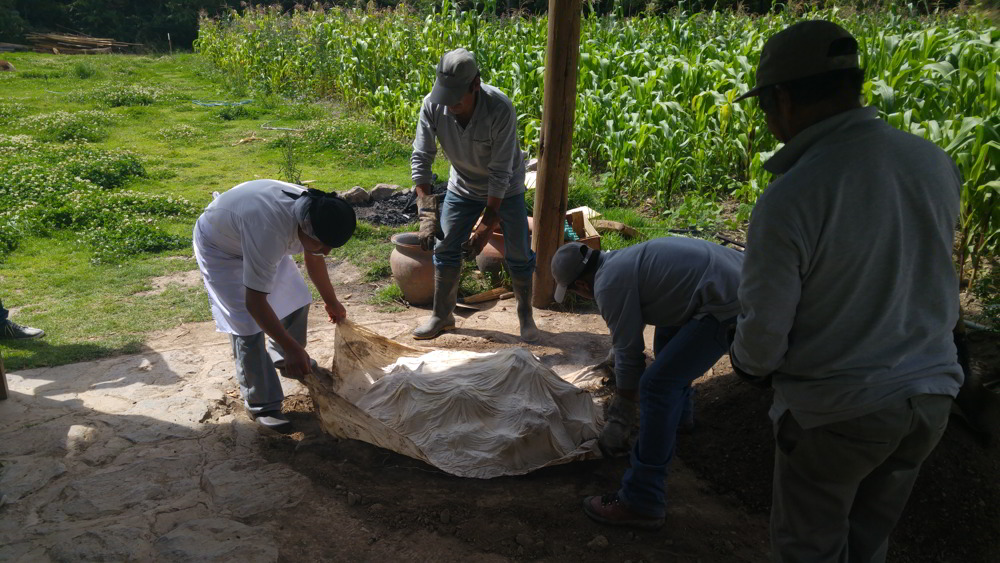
[
  {"xmin": 230, "ymin": 305, "xmax": 309, "ymax": 415},
  {"xmin": 770, "ymin": 393, "xmax": 952, "ymax": 563}
]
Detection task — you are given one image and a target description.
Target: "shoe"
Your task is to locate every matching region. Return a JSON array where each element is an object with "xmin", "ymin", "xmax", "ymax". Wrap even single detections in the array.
[
  {"xmin": 413, "ymin": 265, "xmax": 461, "ymax": 340},
  {"xmin": 598, "ymin": 395, "xmax": 639, "ymax": 457},
  {"xmin": 511, "ymin": 275, "xmax": 539, "ymax": 343},
  {"xmin": 582, "ymin": 493, "xmax": 664, "ymax": 529},
  {"xmin": 252, "ymin": 410, "xmax": 294, "ymax": 434},
  {"xmin": 0, "ymin": 320, "xmax": 44, "ymax": 340}
]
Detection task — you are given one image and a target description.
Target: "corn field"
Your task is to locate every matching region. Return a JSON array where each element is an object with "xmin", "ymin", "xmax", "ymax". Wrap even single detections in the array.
[{"xmin": 196, "ymin": 3, "xmax": 999, "ymax": 277}]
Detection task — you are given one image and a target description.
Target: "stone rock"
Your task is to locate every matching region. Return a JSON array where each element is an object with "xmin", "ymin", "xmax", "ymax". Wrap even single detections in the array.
[
  {"xmin": 154, "ymin": 518, "xmax": 278, "ymax": 562},
  {"xmin": 515, "ymin": 533, "xmax": 535, "ymax": 547},
  {"xmin": 50, "ymin": 454, "xmax": 200, "ymax": 519},
  {"xmin": 0, "ymin": 456, "xmax": 66, "ymax": 503},
  {"xmin": 65, "ymin": 424, "xmax": 99, "ymax": 456},
  {"xmin": 347, "ymin": 491, "xmax": 361, "ymax": 506},
  {"xmin": 526, "ymin": 157, "xmax": 539, "ymax": 172},
  {"xmin": 138, "ymin": 358, "xmax": 154, "ymax": 371},
  {"xmin": 49, "ymin": 526, "xmax": 153, "ymax": 562},
  {"xmin": 340, "ymin": 186, "xmax": 370, "ymax": 204},
  {"xmin": 587, "ymin": 535, "xmax": 609, "ymax": 550},
  {"xmin": 369, "ymin": 184, "xmax": 398, "ymax": 201},
  {"xmin": 439, "ymin": 508, "xmax": 452, "ymax": 524},
  {"xmin": 202, "ymin": 460, "xmax": 310, "ymax": 518}
]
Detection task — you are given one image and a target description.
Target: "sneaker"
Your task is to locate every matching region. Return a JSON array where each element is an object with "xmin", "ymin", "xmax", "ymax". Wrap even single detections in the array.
[
  {"xmin": 0, "ymin": 320, "xmax": 44, "ymax": 340},
  {"xmin": 251, "ymin": 410, "xmax": 294, "ymax": 434},
  {"xmin": 582, "ymin": 493, "xmax": 664, "ymax": 529}
]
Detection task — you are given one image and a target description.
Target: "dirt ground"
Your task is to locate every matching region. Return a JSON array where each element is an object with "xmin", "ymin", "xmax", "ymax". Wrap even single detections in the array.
[{"xmin": 178, "ymin": 262, "xmax": 999, "ymax": 563}]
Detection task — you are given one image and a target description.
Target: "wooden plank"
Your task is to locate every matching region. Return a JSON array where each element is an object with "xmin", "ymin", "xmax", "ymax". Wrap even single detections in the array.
[
  {"xmin": 593, "ymin": 219, "xmax": 640, "ymax": 239},
  {"xmin": 532, "ymin": 0, "xmax": 582, "ymax": 307},
  {"xmin": 461, "ymin": 287, "xmax": 508, "ymax": 304}
]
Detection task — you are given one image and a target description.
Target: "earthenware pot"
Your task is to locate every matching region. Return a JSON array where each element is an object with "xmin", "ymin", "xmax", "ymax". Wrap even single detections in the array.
[
  {"xmin": 389, "ymin": 232, "xmax": 434, "ymax": 306},
  {"xmin": 475, "ymin": 217, "xmax": 533, "ymax": 276}
]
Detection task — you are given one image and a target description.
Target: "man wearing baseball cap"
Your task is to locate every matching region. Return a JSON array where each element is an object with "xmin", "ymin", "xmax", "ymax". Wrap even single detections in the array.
[
  {"xmin": 550, "ymin": 237, "xmax": 743, "ymax": 528},
  {"xmin": 194, "ymin": 180, "xmax": 356, "ymax": 433},
  {"xmin": 731, "ymin": 20, "xmax": 962, "ymax": 561},
  {"xmin": 410, "ymin": 48, "xmax": 538, "ymax": 342}
]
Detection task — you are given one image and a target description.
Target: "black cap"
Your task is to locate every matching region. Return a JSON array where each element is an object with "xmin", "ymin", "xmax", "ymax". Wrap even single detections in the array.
[{"xmin": 305, "ymin": 189, "xmax": 356, "ymax": 248}]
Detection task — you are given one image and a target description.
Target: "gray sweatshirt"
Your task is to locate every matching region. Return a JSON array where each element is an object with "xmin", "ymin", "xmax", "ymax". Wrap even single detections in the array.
[
  {"xmin": 594, "ymin": 237, "xmax": 744, "ymax": 391},
  {"xmin": 411, "ymin": 83, "xmax": 525, "ymax": 201},
  {"xmin": 732, "ymin": 107, "xmax": 963, "ymax": 428}
]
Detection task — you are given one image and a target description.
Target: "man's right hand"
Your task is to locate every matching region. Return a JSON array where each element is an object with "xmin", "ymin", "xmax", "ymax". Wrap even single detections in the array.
[
  {"xmin": 282, "ymin": 343, "xmax": 314, "ymax": 380},
  {"xmin": 416, "ymin": 192, "xmax": 439, "ymax": 251}
]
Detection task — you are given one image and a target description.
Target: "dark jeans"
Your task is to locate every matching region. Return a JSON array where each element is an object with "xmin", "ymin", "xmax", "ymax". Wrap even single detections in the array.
[
  {"xmin": 618, "ymin": 315, "xmax": 735, "ymax": 518},
  {"xmin": 770, "ymin": 394, "xmax": 952, "ymax": 563},
  {"xmin": 0, "ymin": 298, "xmax": 7, "ymax": 322}
]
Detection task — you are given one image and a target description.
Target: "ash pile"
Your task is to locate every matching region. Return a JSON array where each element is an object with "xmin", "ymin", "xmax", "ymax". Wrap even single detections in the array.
[{"xmin": 345, "ymin": 180, "xmax": 447, "ymax": 227}]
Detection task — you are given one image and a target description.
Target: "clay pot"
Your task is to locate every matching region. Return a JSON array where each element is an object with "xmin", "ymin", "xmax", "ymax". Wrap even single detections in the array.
[
  {"xmin": 390, "ymin": 232, "xmax": 434, "ymax": 306},
  {"xmin": 475, "ymin": 217, "xmax": 533, "ymax": 277}
]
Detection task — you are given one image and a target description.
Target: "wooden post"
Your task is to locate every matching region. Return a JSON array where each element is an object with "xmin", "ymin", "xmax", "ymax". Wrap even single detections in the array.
[
  {"xmin": 532, "ymin": 0, "xmax": 582, "ymax": 307},
  {"xmin": 1, "ymin": 351, "xmax": 7, "ymax": 400}
]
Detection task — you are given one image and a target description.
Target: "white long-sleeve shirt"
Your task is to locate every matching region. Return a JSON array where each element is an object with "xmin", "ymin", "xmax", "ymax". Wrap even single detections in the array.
[
  {"xmin": 410, "ymin": 83, "xmax": 525, "ymax": 201},
  {"xmin": 732, "ymin": 107, "xmax": 963, "ymax": 428}
]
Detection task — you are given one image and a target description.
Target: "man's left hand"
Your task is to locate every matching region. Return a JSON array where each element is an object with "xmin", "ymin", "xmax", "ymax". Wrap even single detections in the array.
[{"xmin": 325, "ymin": 300, "xmax": 347, "ymax": 324}]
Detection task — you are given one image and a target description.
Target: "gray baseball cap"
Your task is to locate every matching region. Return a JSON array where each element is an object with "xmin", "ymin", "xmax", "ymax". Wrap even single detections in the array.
[
  {"xmin": 736, "ymin": 20, "xmax": 860, "ymax": 102},
  {"xmin": 551, "ymin": 242, "xmax": 597, "ymax": 303},
  {"xmin": 429, "ymin": 48, "xmax": 479, "ymax": 106}
]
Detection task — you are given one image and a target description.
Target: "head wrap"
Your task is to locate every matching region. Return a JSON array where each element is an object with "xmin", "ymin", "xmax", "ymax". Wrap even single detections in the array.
[{"xmin": 284, "ymin": 188, "xmax": 356, "ymax": 248}]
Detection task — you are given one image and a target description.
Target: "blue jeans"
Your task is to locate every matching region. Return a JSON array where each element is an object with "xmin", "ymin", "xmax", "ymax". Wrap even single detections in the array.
[
  {"xmin": 434, "ymin": 190, "xmax": 535, "ymax": 278},
  {"xmin": 618, "ymin": 315, "xmax": 735, "ymax": 518}
]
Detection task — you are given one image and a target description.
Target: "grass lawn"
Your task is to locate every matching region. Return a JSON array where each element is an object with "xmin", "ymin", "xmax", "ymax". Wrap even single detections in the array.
[
  {"xmin": 0, "ymin": 52, "xmax": 452, "ymax": 370},
  {"xmin": 0, "ymin": 51, "xmax": 691, "ymax": 371}
]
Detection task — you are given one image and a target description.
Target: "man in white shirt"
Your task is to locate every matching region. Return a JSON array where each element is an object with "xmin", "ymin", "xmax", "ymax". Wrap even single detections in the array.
[{"xmin": 193, "ymin": 180, "xmax": 355, "ymax": 433}]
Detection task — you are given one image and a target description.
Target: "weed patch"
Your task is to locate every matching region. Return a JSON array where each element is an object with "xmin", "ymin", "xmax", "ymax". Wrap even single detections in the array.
[
  {"xmin": 0, "ymin": 134, "xmax": 195, "ymax": 262},
  {"xmin": 19, "ymin": 110, "xmax": 116, "ymax": 142},
  {"xmin": 303, "ymin": 118, "xmax": 409, "ymax": 167}
]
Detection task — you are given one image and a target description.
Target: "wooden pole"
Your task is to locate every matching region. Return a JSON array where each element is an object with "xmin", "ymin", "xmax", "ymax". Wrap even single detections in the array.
[
  {"xmin": 532, "ymin": 0, "xmax": 582, "ymax": 307},
  {"xmin": 1, "ymin": 351, "xmax": 7, "ymax": 400}
]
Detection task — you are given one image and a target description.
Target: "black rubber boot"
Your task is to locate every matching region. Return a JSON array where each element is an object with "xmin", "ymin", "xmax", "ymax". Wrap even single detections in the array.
[
  {"xmin": 413, "ymin": 265, "xmax": 461, "ymax": 340},
  {"xmin": 511, "ymin": 275, "xmax": 539, "ymax": 343}
]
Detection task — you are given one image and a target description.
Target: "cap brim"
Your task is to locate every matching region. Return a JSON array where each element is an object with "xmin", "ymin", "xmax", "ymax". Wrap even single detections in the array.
[
  {"xmin": 734, "ymin": 86, "xmax": 764, "ymax": 102},
  {"xmin": 428, "ymin": 81, "xmax": 465, "ymax": 106},
  {"xmin": 553, "ymin": 283, "xmax": 568, "ymax": 303}
]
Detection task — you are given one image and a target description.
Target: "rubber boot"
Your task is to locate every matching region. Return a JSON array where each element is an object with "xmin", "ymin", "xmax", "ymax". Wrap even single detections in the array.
[
  {"xmin": 413, "ymin": 265, "xmax": 461, "ymax": 340},
  {"xmin": 511, "ymin": 275, "xmax": 540, "ymax": 343}
]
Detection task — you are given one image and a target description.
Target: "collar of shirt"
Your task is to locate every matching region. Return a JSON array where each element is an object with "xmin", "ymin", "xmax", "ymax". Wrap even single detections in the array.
[{"xmin": 763, "ymin": 106, "xmax": 879, "ymax": 175}]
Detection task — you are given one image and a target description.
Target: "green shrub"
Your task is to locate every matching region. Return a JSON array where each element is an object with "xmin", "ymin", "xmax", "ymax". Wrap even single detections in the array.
[
  {"xmin": 19, "ymin": 110, "xmax": 116, "ymax": 142},
  {"xmin": 72, "ymin": 61, "xmax": 99, "ymax": 79},
  {"xmin": 84, "ymin": 84, "xmax": 165, "ymax": 107},
  {"xmin": 972, "ymin": 265, "xmax": 1000, "ymax": 329},
  {"xmin": 303, "ymin": 118, "xmax": 410, "ymax": 167},
  {"xmin": 215, "ymin": 104, "xmax": 259, "ymax": 120},
  {"xmin": 0, "ymin": 102, "xmax": 27, "ymax": 121},
  {"xmin": 0, "ymin": 133, "xmax": 195, "ymax": 262}
]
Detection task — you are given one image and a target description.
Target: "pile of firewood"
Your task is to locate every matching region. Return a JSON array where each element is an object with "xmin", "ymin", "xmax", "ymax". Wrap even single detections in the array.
[{"xmin": 26, "ymin": 33, "xmax": 140, "ymax": 54}]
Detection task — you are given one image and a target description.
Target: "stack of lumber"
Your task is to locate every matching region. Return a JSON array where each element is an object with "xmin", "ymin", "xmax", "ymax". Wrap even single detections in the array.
[{"xmin": 26, "ymin": 33, "xmax": 140, "ymax": 54}]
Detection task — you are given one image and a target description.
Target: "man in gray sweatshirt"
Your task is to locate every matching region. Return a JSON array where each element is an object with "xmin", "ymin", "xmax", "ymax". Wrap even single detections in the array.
[
  {"xmin": 551, "ymin": 237, "xmax": 743, "ymax": 528},
  {"xmin": 731, "ymin": 20, "xmax": 962, "ymax": 562},
  {"xmin": 410, "ymin": 48, "xmax": 537, "ymax": 342}
]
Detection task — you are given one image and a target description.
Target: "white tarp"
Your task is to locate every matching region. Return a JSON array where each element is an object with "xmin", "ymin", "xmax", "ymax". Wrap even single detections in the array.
[{"xmin": 304, "ymin": 320, "xmax": 604, "ymax": 478}]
